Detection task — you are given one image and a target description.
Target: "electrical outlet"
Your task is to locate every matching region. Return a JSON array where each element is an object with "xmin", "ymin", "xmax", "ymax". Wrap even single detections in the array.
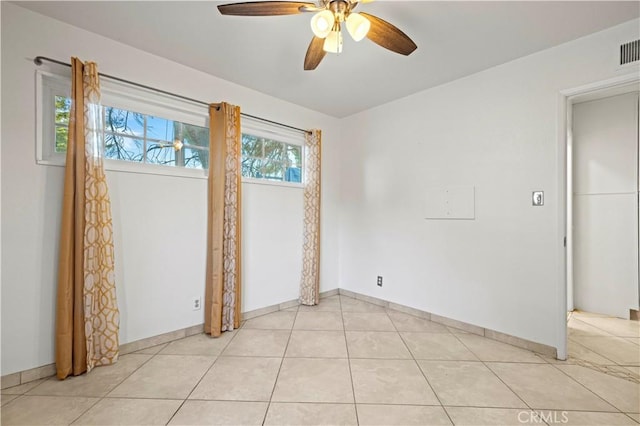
[
  {"xmin": 192, "ymin": 296, "xmax": 201, "ymax": 311},
  {"xmin": 377, "ymin": 276, "xmax": 383, "ymax": 287}
]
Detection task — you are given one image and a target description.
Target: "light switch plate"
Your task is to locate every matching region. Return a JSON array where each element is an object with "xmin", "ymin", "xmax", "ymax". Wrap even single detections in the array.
[{"xmin": 532, "ymin": 191, "xmax": 544, "ymax": 206}]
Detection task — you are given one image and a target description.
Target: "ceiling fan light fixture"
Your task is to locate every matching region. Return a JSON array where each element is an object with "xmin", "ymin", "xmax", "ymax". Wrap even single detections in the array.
[
  {"xmin": 346, "ymin": 12, "xmax": 370, "ymax": 42},
  {"xmin": 310, "ymin": 10, "xmax": 334, "ymax": 38},
  {"xmin": 323, "ymin": 29, "xmax": 343, "ymax": 53}
]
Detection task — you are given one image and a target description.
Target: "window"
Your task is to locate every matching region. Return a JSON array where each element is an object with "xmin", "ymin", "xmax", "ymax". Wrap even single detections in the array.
[
  {"xmin": 241, "ymin": 134, "xmax": 302, "ymax": 183},
  {"xmin": 240, "ymin": 118, "xmax": 305, "ymax": 186},
  {"xmin": 54, "ymin": 96, "xmax": 210, "ymax": 169},
  {"xmin": 39, "ymin": 71, "xmax": 304, "ymax": 185}
]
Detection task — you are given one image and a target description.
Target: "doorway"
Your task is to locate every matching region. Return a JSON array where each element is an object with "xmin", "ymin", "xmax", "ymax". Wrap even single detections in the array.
[{"xmin": 569, "ymin": 89, "xmax": 639, "ymax": 319}]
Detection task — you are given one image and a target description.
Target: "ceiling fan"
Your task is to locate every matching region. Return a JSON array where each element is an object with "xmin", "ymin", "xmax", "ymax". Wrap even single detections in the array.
[{"xmin": 217, "ymin": 0, "xmax": 417, "ymax": 70}]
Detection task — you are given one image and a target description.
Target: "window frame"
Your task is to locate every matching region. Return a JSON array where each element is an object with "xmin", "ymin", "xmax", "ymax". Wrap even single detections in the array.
[
  {"xmin": 37, "ymin": 70, "xmax": 209, "ymax": 179},
  {"xmin": 37, "ymin": 70, "xmax": 306, "ymax": 187},
  {"xmin": 241, "ymin": 117, "xmax": 305, "ymax": 188}
]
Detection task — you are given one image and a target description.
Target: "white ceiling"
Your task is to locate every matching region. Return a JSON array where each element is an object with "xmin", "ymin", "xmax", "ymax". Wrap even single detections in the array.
[{"xmin": 15, "ymin": 1, "xmax": 639, "ymax": 117}]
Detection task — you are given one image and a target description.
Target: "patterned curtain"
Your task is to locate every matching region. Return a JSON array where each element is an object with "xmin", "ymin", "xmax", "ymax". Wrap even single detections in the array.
[
  {"xmin": 56, "ymin": 58, "xmax": 120, "ymax": 379},
  {"xmin": 299, "ymin": 130, "xmax": 322, "ymax": 305},
  {"xmin": 205, "ymin": 102, "xmax": 242, "ymax": 337}
]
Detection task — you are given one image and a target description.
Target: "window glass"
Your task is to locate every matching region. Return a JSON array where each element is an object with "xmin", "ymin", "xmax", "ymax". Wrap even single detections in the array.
[
  {"xmin": 54, "ymin": 96, "xmax": 71, "ymax": 153},
  {"xmin": 240, "ymin": 133, "xmax": 303, "ymax": 184},
  {"xmin": 55, "ymin": 96, "xmax": 209, "ymax": 169}
]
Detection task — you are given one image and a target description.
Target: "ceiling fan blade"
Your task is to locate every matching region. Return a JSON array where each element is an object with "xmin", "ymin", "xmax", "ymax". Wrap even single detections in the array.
[
  {"xmin": 304, "ymin": 36, "xmax": 327, "ymax": 70},
  {"xmin": 359, "ymin": 12, "xmax": 417, "ymax": 56},
  {"xmin": 218, "ymin": 1, "xmax": 316, "ymax": 16},
  {"xmin": 299, "ymin": 4, "xmax": 326, "ymax": 12}
]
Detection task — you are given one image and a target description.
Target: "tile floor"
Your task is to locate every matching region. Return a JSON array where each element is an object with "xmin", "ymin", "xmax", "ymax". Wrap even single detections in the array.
[{"xmin": 1, "ymin": 296, "xmax": 638, "ymax": 425}]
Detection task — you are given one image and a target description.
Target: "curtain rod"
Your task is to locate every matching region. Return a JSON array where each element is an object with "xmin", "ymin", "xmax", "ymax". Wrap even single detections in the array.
[{"xmin": 34, "ymin": 56, "xmax": 310, "ymax": 135}]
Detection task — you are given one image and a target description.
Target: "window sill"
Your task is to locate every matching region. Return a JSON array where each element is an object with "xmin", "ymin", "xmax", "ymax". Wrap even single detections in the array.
[
  {"xmin": 37, "ymin": 158, "xmax": 304, "ymax": 187},
  {"xmin": 241, "ymin": 177, "xmax": 303, "ymax": 189},
  {"xmin": 36, "ymin": 157, "xmax": 207, "ymax": 180}
]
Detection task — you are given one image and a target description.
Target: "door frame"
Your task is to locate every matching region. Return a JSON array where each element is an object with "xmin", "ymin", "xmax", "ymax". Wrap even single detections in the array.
[{"xmin": 556, "ymin": 72, "xmax": 639, "ymax": 360}]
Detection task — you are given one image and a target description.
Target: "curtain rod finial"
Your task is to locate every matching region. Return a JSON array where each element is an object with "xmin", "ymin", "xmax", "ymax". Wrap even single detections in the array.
[{"xmin": 34, "ymin": 56, "xmax": 44, "ymax": 65}]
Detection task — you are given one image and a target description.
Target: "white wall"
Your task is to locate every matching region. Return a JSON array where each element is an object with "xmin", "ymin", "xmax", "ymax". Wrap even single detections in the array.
[
  {"xmin": 339, "ymin": 19, "xmax": 640, "ymax": 352},
  {"xmin": 0, "ymin": 2, "xmax": 341, "ymax": 376}
]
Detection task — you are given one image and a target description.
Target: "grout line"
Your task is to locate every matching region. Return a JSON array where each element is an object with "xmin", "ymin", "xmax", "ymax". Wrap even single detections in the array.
[
  {"xmin": 65, "ymin": 395, "xmax": 103, "ymax": 426},
  {"xmin": 450, "ymin": 333, "xmax": 534, "ymax": 413},
  {"xmin": 389, "ymin": 308, "xmax": 455, "ymax": 426},
  {"xmin": 67, "ymin": 344, "xmax": 166, "ymax": 425},
  {"xmin": 547, "ymin": 361, "xmax": 631, "ymax": 415},
  {"xmin": 164, "ymin": 330, "xmax": 240, "ymax": 425},
  {"xmin": 260, "ymin": 308, "xmax": 296, "ymax": 425},
  {"xmin": 570, "ymin": 315, "xmax": 639, "ymax": 339},
  {"xmin": 623, "ymin": 412, "xmax": 640, "ymax": 424},
  {"xmin": 567, "ymin": 337, "xmax": 625, "ymax": 366},
  {"xmin": 340, "ymin": 295, "xmax": 360, "ymax": 425}
]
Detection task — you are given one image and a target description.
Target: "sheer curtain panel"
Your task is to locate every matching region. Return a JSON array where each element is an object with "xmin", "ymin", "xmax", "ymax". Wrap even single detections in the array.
[
  {"xmin": 299, "ymin": 129, "xmax": 322, "ymax": 305},
  {"xmin": 55, "ymin": 57, "xmax": 120, "ymax": 380},
  {"xmin": 205, "ymin": 102, "xmax": 242, "ymax": 337}
]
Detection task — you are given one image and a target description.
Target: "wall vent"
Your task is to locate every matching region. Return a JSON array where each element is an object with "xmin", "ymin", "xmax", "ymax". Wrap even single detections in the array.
[{"xmin": 620, "ymin": 39, "xmax": 639, "ymax": 66}]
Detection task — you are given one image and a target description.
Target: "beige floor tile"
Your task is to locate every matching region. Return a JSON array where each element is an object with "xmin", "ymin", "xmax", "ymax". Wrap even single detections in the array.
[
  {"xmin": 574, "ymin": 314, "xmax": 640, "ymax": 338},
  {"xmin": 74, "ymin": 397, "xmax": 182, "ymax": 425},
  {"xmin": 1, "ymin": 394, "xmax": 19, "ymax": 406},
  {"xmin": 357, "ymin": 404, "xmax": 452, "ymax": 426},
  {"xmin": 446, "ymin": 326, "xmax": 472, "ymax": 335},
  {"xmin": 488, "ymin": 362, "xmax": 616, "ymax": 411},
  {"xmin": 456, "ymin": 334, "xmax": 545, "ymax": 363},
  {"xmin": 596, "ymin": 365, "xmax": 640, "ymax": 381},
  {"xmin": 169, "ymin": 400, "xmax": 268, "ymax": 425},
  {"xmin": 350, "ymin": 359, "xmax": 439, "ymax": 405},
  {"xmin": 401, "ymin": 332, "xmax": 478, "ymax": 360},
  {"xmin": 299, "ymin": 295, "xmax": 341, "ymax": 312},
  {"xmin": 282, "ymin": 306, "xmax": 299, "ymax": 312},
  {"xmin": 571, "ymin": 335, "xmax": 640, "ymax": 365},
  {"xmin": 339, "ymin": 297, "xmax": 386, "ymax": 313},
  {"xmin": 285, "ymin": 330, "xmax": 348, "ymax": 358},
  {"xmin": 572, "ymin": 311, "xmax": 611, "ymax": 319},
  {"xmin": 160, "ymin": 332, "xmax": 234, "ymax": 356},
  {"xmin": 243, "ymin": 311, "xmax": 297, "ymax": 330},
  {"xmin": 418, "ymin": 360, "xmax": 526, "ymax": 408},
  {"xmin": 627, "ymin": 412, "xmax": 640, "ymax": 422},
  {"xmin": 1, "ymin": 379, "xmax": 46, "ymax": 395},
  {"xmin": 626, "ymin": 337, "xmax": 640, "ymax": 346},
  {"xmin": 133, "ymin": 343, "xmax": 168, "ymax": 355},
  {"xmin": 345, "ymin": 331, "xmax": 412, "ymax": 359},
  {"xmin": 221, "ymin": 329, "xmax": 290, "ymax": 357},
  {"xmin": 624, "ymin": 366, "xmax": 640, "ymax": 376},
  {"xmin": 387, "ymin": 310, "xmax": 449, "ymax": 333},
  {"xmin": 536, "ymin": 410, "xmax": 639, "ymax": 425},
  {"xmin": 264, "ymin": 402, "xmax": 357, "ymax": 425},
  {"xmin": 108, "ymin": 354, "xmax": 214, "ymax": 399},
  {"xmin": 0, "ymin": 395, "xmax": 98, "ymax": 425},
  {"xmin": 190, "ymin": 356, "xmax": 281, "ymax": 401},
  {"xmin": 567, "ymin": 339, "xmax": 618, "ymax": 365},
  {"xmin": 568, "ymin": 318, "xmax": 611, "ymax": 337},
  {"xmin": 343, "ymin": 312, "xmax": 395, "ymax": 331},
  {"xmin": 272, "ymin": 358, "xmax": 354, "ymax": 403},
  {"xmin": 293, "ymin": 311, "xmax": 344, "ymax": 330},
  {"xmin": 445, "ymin": 407, "xmax": 537, "ymax": 425},
  {"xmin": 27, "ymin": 354, "xmax": 151, "ymax": 397},
  {"xmin": 557, "ymin": 364, "xmax": 640, "ymax": 413}
]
